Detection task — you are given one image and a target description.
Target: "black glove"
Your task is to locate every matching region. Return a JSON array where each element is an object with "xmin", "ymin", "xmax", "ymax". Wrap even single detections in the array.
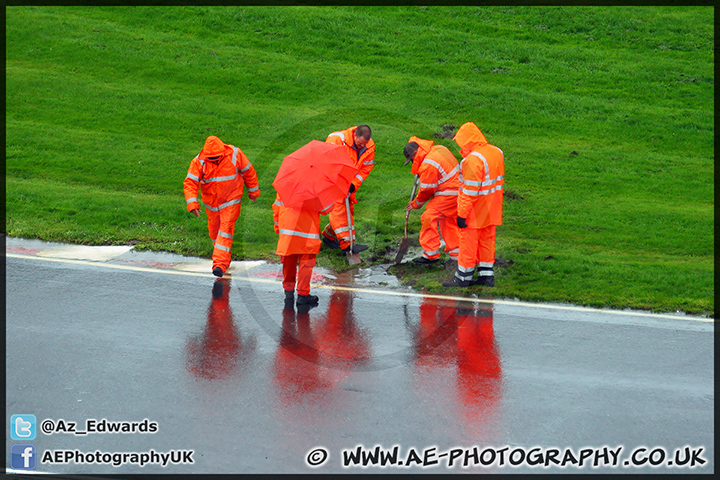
[
  {"xmin": 457, "ymin": 217, "xmax": 467, "ymax": 229},
  {"xmin": 348, "ymin": 184, "xmax": 356, "ymax": 194}
]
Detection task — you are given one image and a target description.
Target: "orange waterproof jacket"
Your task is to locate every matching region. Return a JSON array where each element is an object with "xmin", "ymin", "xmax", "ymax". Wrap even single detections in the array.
[
  {"xmin": 454, "ymin": 123, "xmax": 504, "ymax": 228},
  {"xmin": 273, "ymin": 194, "xmax": 334, "ymax": 256},
  {"xmin": 408, "ymin": 136, "xmax": 460, "ymax": 209},
  {"xmin": 326, "ymin": 126, "xmax": 375, "ymax": 195},
  {"xmin": 184, "ymin": 135, "xmax": 260, "ymax": 213}
]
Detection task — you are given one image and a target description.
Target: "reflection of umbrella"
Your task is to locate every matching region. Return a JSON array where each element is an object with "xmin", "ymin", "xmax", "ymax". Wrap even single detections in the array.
[{"xmin": 273, "ymin": 140, "xmax": 358, "ymax": 211}]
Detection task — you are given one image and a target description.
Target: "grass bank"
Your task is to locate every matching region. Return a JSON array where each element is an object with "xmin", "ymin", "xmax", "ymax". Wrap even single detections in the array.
[{"xmin": 5, "ymin": 6, "xmax": 714, "ymax": 316}]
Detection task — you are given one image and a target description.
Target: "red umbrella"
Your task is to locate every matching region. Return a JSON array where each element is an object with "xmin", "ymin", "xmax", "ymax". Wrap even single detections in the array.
[{"xmin": 273, "ymin": 140, "xmax": 358, "ymax": 211}]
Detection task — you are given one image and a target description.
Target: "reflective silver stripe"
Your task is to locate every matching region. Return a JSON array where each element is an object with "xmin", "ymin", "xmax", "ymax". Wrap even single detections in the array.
[
  {"xmin": 218, "ymin": 231, "xmax": 234, "ymax": 240},
  {"xmin": 477, "ymin": 262, "xmax": 494, "ymax": 268},
  {"xmin": 355, "ymin": 174, "xmax": 364, "ymax": 183},
  {"xmin": 334, "ymin": 226, "xmax": 354, "ymax": 234},
  {"xmin": 424, "ymin": 249, "xmax": 440, "ymax": 256},
  {"xmin": 470, "ymin": 151, "xmax": 490, "ymax": 183},
  {"xmin": 274, "ymin": 199, "xmax": 284, "ymax": 206},
  {"xmin": 239, "ymin": 162, "xmax": 253, "ymax": 173},
  {"xmin": 186, "ymin": 197, "xmax": 198, "ymax": 205},
  {"xmin": 461, "ymin": 184, "xmax": 504, "ymax": 196},
  {"xmin": 462, "ymin": 174, "xmax": 505, "ymax": 188},
  {"xmin": 439, "ymin": 165, "xmax": 459, "ymax": 184},
  {"xmin": 457, "ymin": 265, "xmax": 475, "ymax": 273},
  {"xmin": 197, "ymin": 156, "xmax": 205, "ymax": 168},
  {"xmin": 205, "ymin": 198, "xmax": 242, "ymax": 211},
  {"xmin": 274, "ymin": 221, "xmax": 279, "ymax": 226},
  {"xmin": 205, "ymin": 174, "xmax": 237, "ymax": 183},
  {"xmin": 422, "ymin": 158, "xmax": 446, "ymax": 175},
  {"xmin": 232, "ymin": 147, "xmax": 238, "ymax": 166},
  {"xmin": 456, "ymin": 270, "xmax": 474, "ymax": 281},
  {"xmin": 328, "ymin": 131, "xmax": 345, "ymax": 141},
  {"xmin": 477, "ymin": 270, "xmax": 494, "ymax": 277},
  {"xmin": 363, "ymin": 160, "xmax": 374, "ymax": 165},
  {"xmin": 419, "ymin": 182, "xmax": 438, "ymax": 189},
  {"xmin": 446, "ymin": 248, "xmax": 459, "ymax": 254},
  {"xmin": 186, "ymin": 173, "xmax": 200, "ymax": 182},
  {"xmin": 462, "ymin": 179, "xmax": 483, "ymax": 186},
  {"xmin": 320, "ymin": 203, "xmax": 334, "ymax": 213},
  {"xmin": 434, "ymin": 190, "xmax": 458, "ymax": 196},
  {"xmin": 414, "ymin": 199, "xmax": 426, "ymax": 207},
  {"xmin": 215, "ymin": 244, "xmax": 231, "ymax": 252},
  {"xmin": 278, "ymin": 229, "xmax": 321, "ymax": 240},
  {"xmin": 423, "ymin": 159, "xmax": 458, "ymax": 185},
  {"xmin": 247, "ymin": 186, "xmax": 259, "ymax": 192}
]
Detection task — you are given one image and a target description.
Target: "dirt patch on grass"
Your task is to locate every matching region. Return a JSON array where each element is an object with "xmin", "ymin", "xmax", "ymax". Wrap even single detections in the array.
[{"xmin": 433, "ymin": 123, "xmax": 457, "ymax": 139}]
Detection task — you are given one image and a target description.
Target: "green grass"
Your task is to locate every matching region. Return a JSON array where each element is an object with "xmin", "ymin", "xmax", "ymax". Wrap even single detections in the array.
[{"xmin": 5, "ymin": 6, "xmax": 714, "ymax": 317}]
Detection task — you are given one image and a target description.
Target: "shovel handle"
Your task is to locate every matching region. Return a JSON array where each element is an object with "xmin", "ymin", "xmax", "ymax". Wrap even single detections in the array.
[{"xmin": 405, "ymin": 175, "xmax": 419, "ymax": 237}]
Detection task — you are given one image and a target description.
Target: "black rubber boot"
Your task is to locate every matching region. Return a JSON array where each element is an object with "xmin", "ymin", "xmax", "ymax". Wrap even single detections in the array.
[
  {"xmin": 284, "ymin": 290, "xmax": 294, "ymax": 308},
  {"xmin": 297, "ymin": 294, "xmax": 319, "ymax": 306},
  {"xmin": 413, "ymin": 256, "xmax": 440, "ymax": 265},
  {"xmin": 473, "ymin": 276, "xmax": 495, "ymax": 287},
  {"xmin": 442, "ymin": 276, "xmax": 472, "ymax": 287},
  {"xmin": 342, "ymin": 244, "xmax": 368, "ymax": 254},
  {"xmin": 212, "ymin": 267, "xmax": 224, "ymax": 277},
  {"xmin": 322, "ymin": 237, "xmax": 341, "ymax": 250}
]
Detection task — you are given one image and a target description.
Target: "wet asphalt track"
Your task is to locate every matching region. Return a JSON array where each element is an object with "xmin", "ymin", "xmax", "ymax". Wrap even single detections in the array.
[{"xmin": 4, "ymin": 237, "xmax": 714, "ymax": 474}]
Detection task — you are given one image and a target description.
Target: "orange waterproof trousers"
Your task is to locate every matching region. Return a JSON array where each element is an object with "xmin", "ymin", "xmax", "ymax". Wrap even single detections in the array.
[
  {"xmin": 322, "ymin": 197, "xmax": 355, "ymax": 250},
  {"xmin": 419, "ymin": 197, "xmax": 460, "ymax": 260},
  {"xmin": 456, "ymin": 225, "xmax": 496, "ymax": 282},
  {"xmin": 281, "ymin": 254, "xmax": 317, "ymax": 296},
  {"xmin": 207, "ymin": 203, "xmax": 241, "ymax": 273}
]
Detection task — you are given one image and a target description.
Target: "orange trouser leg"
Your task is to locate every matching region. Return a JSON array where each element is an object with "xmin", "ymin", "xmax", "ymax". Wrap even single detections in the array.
[
  {"xmin": 420, "ymin": 197, "xmax": 459, "ymax": 260},
  {"xmin": 281, "ymin": 255, "xmax": 298, "ymax": 293},
  {"xmin": 476, "ymin": 225, "xmax": 496, "ymax": 279},
  {"xmin": 322, "ymin": 198, "xmax": 355, "ymax": 250},
  {"xmin": 207, "ymin": 203, "xmax": 241, "ymax": 272},
  {"xmin": 456, "ymin": 227, "xmax": 481, "ymax": 282},
  {"xmin": 438, "ymin": 215, "xmax": 460, "ymax": 259},
  {"xmin": 419, "ymin": 209, "xmax": 443, "ymax": 261},
  {"xmin": 281, "ymin": 254, "xmax": 316, "ymax": 296}
]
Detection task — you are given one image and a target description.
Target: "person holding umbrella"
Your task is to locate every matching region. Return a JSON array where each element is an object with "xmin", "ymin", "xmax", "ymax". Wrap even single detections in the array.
[
  {"xmin": 321, "ymin": 125, "xmax": 375, "ymax": 256},
  {"xmin": 403, "ymin": 136, "xmax": 461, "ymax": 265},
  {"xmin": 273, "ymin": 140, "xmax": 359, "ymax": 306},
  {"xmin": 273, "ymin": 197, "xmax": 334, "ymax": 307},
  {"xmin": 184, "ymin": 135, "xmax": 260, "ymax": 278}
]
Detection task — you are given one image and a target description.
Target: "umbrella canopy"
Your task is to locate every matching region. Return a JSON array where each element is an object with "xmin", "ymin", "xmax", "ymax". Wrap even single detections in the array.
[{"xmin": 273, "ymin": 140, "xmax": 358, "ymax": 211}]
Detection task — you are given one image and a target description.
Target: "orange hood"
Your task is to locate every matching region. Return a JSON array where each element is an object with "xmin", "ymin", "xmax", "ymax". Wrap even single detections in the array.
[
  {"xmin": 408, "ymin": 136, "xmax": 434, "ymax": 174},
  {"xmin": 201, "ymin": 135, "xmax": 226, "ymax": 159},
  {"xmin": 453, "ymin": 122, "xmax": 488, "ymax": 157}
]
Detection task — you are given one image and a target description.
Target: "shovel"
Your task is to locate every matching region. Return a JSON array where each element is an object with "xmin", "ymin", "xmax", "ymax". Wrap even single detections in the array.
[
  {"xmin": 394, "ymin": 174, "xmax": 420, "ymax": 264},
  {"xmin": 345, "ymin": 195, "xmax": 362, "ymax": 265}
]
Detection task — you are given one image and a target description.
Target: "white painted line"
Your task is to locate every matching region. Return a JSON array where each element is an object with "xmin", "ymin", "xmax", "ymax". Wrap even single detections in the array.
[
  {"xmin": 6, "ymin": 252, "xmax": 713, "ymax": 323},
  {"xmin": 36, "ymin": 245, "xmax": 134, "ymax": 261}
]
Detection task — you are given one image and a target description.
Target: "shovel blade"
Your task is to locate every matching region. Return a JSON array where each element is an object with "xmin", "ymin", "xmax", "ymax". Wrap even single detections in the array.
[
  {"xmin": 346, "ymin": 252, "xmax": 362, "ymax": 265},
  {"xmin": 394, "ymin": 237, "xmax": 411, "ymax": 264}
]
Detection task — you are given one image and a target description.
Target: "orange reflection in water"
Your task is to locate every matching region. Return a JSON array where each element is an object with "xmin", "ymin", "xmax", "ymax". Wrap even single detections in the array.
[
  {"xmin": 412, "ymin": 298, "xmax": 502, "ymax": 440},
  {"xmin": 186, "ymin": 278, "xmax": 248, "ymax": 380},
  {"xmin": 273, "ymin": 289, "xmax": 371, "ymax": 407}
]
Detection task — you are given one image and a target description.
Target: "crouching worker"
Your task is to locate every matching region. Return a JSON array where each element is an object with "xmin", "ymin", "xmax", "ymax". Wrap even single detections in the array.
[
  {"xmin": 184, "ymin": 135, "xmax": 261, "ymax": 277},
  {"xmin": 403, "ymin": 136, "xmax": 461, "ymax": 264},
  {"xmin": 273, "ymin": 195, "xmax": 334, "ymax": 307}
]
